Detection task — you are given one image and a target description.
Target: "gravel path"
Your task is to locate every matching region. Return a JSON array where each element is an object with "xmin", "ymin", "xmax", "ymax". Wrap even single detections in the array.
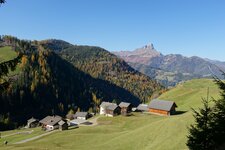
[
  {"xmin": 11, "ymin": 116, "xmax": 100, "ymax": 144},
  {"xmin": 1, "ymin": 130, "xmax": 33, "ymax": 138},
  {"xmin": 88, "ymin": 116, "xmax": 100, "ymax": 126},
  {"xmin": 14, "ymin": 130, "xmax": 56, "ymax": 144}
]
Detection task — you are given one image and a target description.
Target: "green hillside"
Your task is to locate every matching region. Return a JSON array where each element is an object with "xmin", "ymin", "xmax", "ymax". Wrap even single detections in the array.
[
  {"xmin": 0, "ymin": 79, "xmax": 221, "ymax": 150},
  {"xmin": 159, "ymin": 79, "xmax": 220, "ymax": 110},
  {"xmin": 0, "ymin": 46, "xmax": 17, "ymax": 62}
]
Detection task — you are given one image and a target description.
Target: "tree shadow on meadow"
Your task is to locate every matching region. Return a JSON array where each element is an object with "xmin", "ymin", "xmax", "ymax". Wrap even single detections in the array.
[{"xmin": 173, "ymin": 110, "xmax": 187, "ymax": 115}]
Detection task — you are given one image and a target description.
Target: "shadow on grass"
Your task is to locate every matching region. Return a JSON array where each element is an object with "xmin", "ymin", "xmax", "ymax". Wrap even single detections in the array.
[
  {"xmin": 173, "ymin": 111, "xmax": 187, "ymax": 115},
  {"xmin": 68, "ymin": 126, "xmax": 79, "ymax": 130},
  {"xmin": 82, "ymin": 122, "xmax": 93, "ymax": 125},
  {"xmin": 123, "ymin": 113, "xmax": 135, "ymax": 117}
]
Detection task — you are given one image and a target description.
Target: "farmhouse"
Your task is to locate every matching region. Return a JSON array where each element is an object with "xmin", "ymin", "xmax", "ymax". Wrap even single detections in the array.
[
  {"xmin": 66, "ymin": 113, "xmax": 74, "ymax": 120},
  {"xmin": 73, "ymin": 112, "xmax": 89, "ymax": 120},
  {"xmin": 148, "ymin": 99, "xmax": 177, "ymax": 116},
  {"xmin": 27, "ymin": 117, "xmax": 39, "ymax": 128},
  {"xmin": 119, "ymin": 102, "xmax": 132, "ymax": 116},
  {"xmin": 39, "ymin": 115, "xmax": 62, "ymax": 131},
  {"xmin": 105, "ymin": 104, "xmax": 121, "ymax": 117},
  {"xmin": 100, "ymin": 102, "xmax": 114, "ymax": 115},
  {"xmin": 58, "ymin": 120, "xmax": 68, "ymax": 131},
  {"xmin": 136, "ymin": 104, "xmax": 149, "ymax": 112}
]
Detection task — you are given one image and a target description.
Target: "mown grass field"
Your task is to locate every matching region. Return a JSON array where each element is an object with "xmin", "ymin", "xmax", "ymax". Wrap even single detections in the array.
[
  {"xmin": 0, "ymin": 79, "xmax": 221, "ymax": 150},
  {"xmin": 0, "ymin": 128, "xmax": 45, "ymax": 144},
  {"xmin": 0, "ymin": 46, "xmax": 17, "ymax": 63},
  {"xmin": 0, "ymin": 46, "xmax": 20, "ymax": 79}
]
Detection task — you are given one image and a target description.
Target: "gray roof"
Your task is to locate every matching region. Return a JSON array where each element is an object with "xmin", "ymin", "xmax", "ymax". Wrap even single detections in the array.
[
  {"xmin": 70, "ymin": 119, "xmax": 88, "ymax": 125},
  {"xmin": 58, "ymin": 120, "xmax": 66, "ymax": 126},
  {"xmin": 106, "ymin": 104, "xmax": 118, "ymax": 111},
  {"xmin": 74, "ymin": 112, "xmax": 88, "ymax": 118},
  {"xmin": 39, "ymin": 116, "xmax": 52, "ymax": 124},
  {"xmin": 136, "ymin": 104, "xmax": 149, "ymax": 111},
  {"xmin": 148, "ymin": 99, "xmax": 177, "ymax": 111},
  {"xmin": 119, "ymin": 102, "xmax": 131, "ymax": 108},
  {"xmin": 27, "ymin": 117, "xmax": 38, "ymax": 123},
  {"xmin": 39, "ymin": 115, "xmax": 62, "ymax": 126},
  {"xmin": 100, "ymin": 102, "xmax": 115, "ymax": 108}
]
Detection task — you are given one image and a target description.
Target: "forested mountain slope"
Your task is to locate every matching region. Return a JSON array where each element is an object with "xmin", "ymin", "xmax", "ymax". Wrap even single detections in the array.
[
  {"xmin": 0, "ymin": 36, "xmax": 163, "ymax": 130},
  {"xmin": 41, "ymin": 40, "xmax": 163, "ymax": 103}
]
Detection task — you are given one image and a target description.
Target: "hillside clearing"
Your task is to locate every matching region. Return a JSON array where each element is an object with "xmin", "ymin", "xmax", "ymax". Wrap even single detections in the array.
[
  {"xmin": 0, "ymin": 46, "xmax": 17, "ymax": 63},
  {"xmin": 0, "ymin": 46, "xmax": 20, "ymax": 77},
  {"xmin": 0, "ymin": 79, "xmax": 221, "ymax": 150}
]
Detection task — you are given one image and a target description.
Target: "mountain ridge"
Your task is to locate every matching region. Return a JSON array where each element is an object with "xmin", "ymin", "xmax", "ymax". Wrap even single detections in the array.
[
  {"xmin": 113, "ymin": 44, "xmax": 224, "ymax": 87},
  {"xmin": 113, "ymin": 43, "xmax": 162, "ymax": 65}
]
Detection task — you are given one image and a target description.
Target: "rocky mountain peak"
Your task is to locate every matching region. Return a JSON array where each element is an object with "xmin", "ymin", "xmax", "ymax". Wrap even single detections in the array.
[
  {"xmin": 133, "ymin": 43, "xmax": 161, "ymax": 57},
  {"xmin": 113, "ymin": 43, "xmax": 162, "ymax": 65},
  {"xmin": 143, "ymin": 43, "xmax": 154, "ymax": 49}
]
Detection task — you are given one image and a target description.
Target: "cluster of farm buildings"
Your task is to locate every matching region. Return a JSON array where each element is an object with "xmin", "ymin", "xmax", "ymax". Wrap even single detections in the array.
[{"xmin": 26, "ymin": 99, "xmax": 177, "ymax": 131}]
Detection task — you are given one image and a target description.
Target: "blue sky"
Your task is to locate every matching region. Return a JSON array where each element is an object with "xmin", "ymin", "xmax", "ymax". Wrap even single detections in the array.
[{"xmin": 0, "ymin": 0, "xmax": 225, "ymax": 61}]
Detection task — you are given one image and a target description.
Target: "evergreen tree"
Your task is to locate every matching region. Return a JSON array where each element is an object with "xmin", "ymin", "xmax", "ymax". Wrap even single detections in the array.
[
  {"xmin": 0, "ymin": 0, "xmax": 5, "ymax": 4},
  {"xmin": 77, "ymin": 107, "xmax": 80, "ymax": 112},
  {"xmin": 112, "ymin": 99, "xmax": 118, "ymax": 104},
  {"xmin": 187, "ymin": 98, "xmax": 214, "ymax": 150},
  {"xmin": 92, "ymin": 93, "xmax": 101, "ymax": 113},
  {"xmin": 187, "ymin": 72, "xmax": 225, "ymax": 150},
  {"xmin": 212, "ymin": 74, "xmax": 225, "ymax": 149},
  {"xmin": 67, "ymin": 109, "xmax": 75, "ymax": 115}
]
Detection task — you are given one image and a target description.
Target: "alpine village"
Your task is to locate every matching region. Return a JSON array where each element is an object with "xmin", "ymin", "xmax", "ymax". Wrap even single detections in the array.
[{"xmin": 1, "ymin": 1, "xmax": 225, "ymax": 150}]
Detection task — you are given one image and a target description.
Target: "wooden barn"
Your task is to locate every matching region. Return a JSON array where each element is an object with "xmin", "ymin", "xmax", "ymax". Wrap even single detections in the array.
[
  {"xmin": 27, "ymin": 117, "xmax": 39, "ymax": 128},
  {"xmin": 119, "ymin": 102, "xmax": 132, "ymax": 116},
  {"xmin": 148, "ymin": 99, "xmax": 177, "ymax": 116},
  {"xmin": 105, "ymin": 104, "xmax": 121, "ymax": 117}
]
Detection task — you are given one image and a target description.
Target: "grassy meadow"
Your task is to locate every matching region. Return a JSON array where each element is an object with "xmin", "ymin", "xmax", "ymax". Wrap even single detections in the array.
[
  {"xmin": 0, "ymin": 128, "xmax": 45, "ymax": 144},
  {"xmin": 0, "ymin": 79, "xmax": 221, "ymax": 150},
  {"xmin": 0, "ymin": 46, "xmax": 17, "ymax": 63},
  {"xmin": 0, "ymin": 46, "xmax": 20, "ymax": 79}
]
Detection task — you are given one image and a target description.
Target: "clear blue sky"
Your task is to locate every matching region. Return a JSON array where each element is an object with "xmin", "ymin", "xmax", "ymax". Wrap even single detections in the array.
[{"xmin": 0, "ymin": 0, "xmax": 225, "ymax": 61}]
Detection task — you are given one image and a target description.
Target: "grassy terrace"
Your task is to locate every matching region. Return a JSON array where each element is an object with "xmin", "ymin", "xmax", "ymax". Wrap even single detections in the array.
[
  {"xmin": 0, "ymin": 46, "xmax": 17, "ymax": 63},
  {"xmin": 0, "ymin": 46, "xmax": 20, "ymax": 79},
  {"xmin": 0, "ymin": 79, "xmax": 221, "ymax": 150}
]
